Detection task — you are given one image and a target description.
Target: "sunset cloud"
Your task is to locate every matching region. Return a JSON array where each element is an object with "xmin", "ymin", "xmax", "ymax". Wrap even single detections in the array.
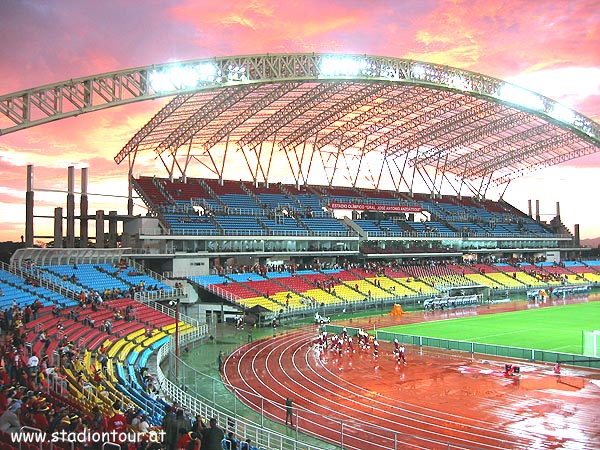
[{"xmin": 0, "ymin": 0, "xmax": 598, "ymax": 241}]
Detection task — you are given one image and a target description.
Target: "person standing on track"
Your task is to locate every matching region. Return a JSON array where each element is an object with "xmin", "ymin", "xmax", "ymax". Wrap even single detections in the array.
[
  {"xmin": 285, "ymin": 397, "xmax": 294, "ymax": 426},
  {"xmin": 397, "ymin": 345, "xmax": 406, "ymax": 364}
]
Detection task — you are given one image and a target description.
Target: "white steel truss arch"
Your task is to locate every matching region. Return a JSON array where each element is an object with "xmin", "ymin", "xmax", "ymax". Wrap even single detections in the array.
[{"xmin": 1, "ymin": 53, "xmax": 598, "ymax": 197}]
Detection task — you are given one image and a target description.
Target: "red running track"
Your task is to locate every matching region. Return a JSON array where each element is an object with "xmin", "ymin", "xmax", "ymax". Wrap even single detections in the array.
[{"xmin": 223, "ymin": 307, "xmax": 600, "ymax": 449}]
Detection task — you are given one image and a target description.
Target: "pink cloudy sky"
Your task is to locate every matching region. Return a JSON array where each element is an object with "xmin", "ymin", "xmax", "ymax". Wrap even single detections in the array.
[{"xmin": 0, "ymin": 0, "xmax": 599, "ymax": 243}]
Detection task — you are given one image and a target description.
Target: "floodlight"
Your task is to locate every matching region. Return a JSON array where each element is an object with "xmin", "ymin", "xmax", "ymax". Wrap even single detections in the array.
[
  {"xmin": 412, "ymin": 64, "xmax": 426, "ymax": 79},
  {"xmin": 226, "ymin": 65, "xmax": 248, "ymax": 82},
  {"xmin": 148, "ymin": 70, "xmax": 173, "ymax": 93},
  {"xmin": 380, "ymin": 64, "xmax": 398, "ymax": 80},
  {"xmin": 197, "ymin": 63, "xmax": 218, "ymax": 82},
  {"xmin": 169, "ymin": 65, "xmax": 200, "ymax": 89},
  {"xmin": 549, "ymin": 103, "xmax": 576, "ymax": 125},
  {"xmin": 320, "ymin": 56, "xmax": 362, "ymax": 77},
  {"xmin": 498, "ymin": 83, "xmax": 545, "ymax": 111}
]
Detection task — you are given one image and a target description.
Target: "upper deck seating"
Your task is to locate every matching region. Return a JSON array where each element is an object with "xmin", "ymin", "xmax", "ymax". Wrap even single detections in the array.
[
  {"xmin": 136, "ymin": 176, "xmax": 169, "ymax": 205},
  {"xmin": 295, "ymin": 193, "xmax": 327, "ymax": 216},
  {"xmin": 213, "ymin": 215, "xmax": 267, "ymax": 235},
  {"xmin": 41, "ymin": 264, "xmax": 131, "ymax": 293},
  {"xmin": 260, "ymin": 217, "xmax": 308, "ymax": 235},
  {"xmin": 256, "ymin": 193, "xmax": 298, "ymax": 211},
  {"xmin": 164, "ymin": 213, "xmax": 220, "ymax": 235},
  {"xmin": 95, "ymin": 263, "xmax": 172, "ymax": 291},
  {"xmin": 300, "ymin": 218, "xmax": 350, "ymax": 235},
  {"xmin": 219, "ymin": 194, "xmax": 265, "ymax": 214},
  {"xmin": 203, "ymin": 178, "xmax": 246, "ymax": 195},
  {"xmin": 0, "ymin": 269, "xmax": 75, "ymax": 308}
]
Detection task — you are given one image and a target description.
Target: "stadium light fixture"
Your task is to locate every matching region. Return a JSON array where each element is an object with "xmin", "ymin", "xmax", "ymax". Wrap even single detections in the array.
[
  {"xmin": 320, "ymin": 56, "xmax": 363, "ymax": 78},
  {"xmin": 149, "ymin": 63, "xmax": 219, "ymax": 93},
  {"xmin": 497, "ymin": 83, "xmax": 545, "ymax": 111},
  {"xmin": 197, "ymin": 62, "xmax": 219, "ymax": 82},
  {"xmin": 226, "ymin": 64, "xmax": 248, "ymax": 82},
  {"xmin": 380, "ymin": 64, "xmax": 399, "ymax": 80},
  {"xmin": 412, "ymin": 64, "xmax": 427, "ymax": 80},
  {"xmin": 548, "ymin": 103, "xmax": 576, "ymax": 125},
  {"xmin": 169, "ymin": 66, "xmax": 200, "ymax": 89},
  {"xmin": 148, "ymin": 69, "xmax": 173, "ymax": 93}
]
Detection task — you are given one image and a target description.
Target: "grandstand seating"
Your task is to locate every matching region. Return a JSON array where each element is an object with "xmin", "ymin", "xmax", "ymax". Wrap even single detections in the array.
[
  {"xmin": 0, "ymin": 269, "xmax": 77, "ymax": 309},
  {"xmin": 23, "ymin": 300, "xmax": 179, "ymax": 427},
  {"xmin": 213, "ymin": 215, "xmax": 267, "ymax": 235},
  {"xmin": 197, "ymin": 269, "xmax": 406, "ymax": 310},
  {"xmin": 0, "ymin": 253, "xmax": 596, "ymax": 450},
  {"xmin": 299, "ymin": 217, "xmax": 350, "ymax": 235},
  {"xmin": 0, "ymin": 261, "xmax": 187, "ymax": 433},
  {"xmin": 134, "ymin": 176, "xmax": 559, "ymax": 239},
  {"xmin": 164, "ymin": 213, "xmax": 220, "ymax": 235},
  {"xmin": 564, "ymin": 261, "xmax": 600, "ymax": 283}
]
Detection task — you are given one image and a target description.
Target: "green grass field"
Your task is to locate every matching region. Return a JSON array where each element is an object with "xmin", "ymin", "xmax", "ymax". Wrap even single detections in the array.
[{"xmin": 380, "ymin": 301, "xmax": 600, "ymax": 355}]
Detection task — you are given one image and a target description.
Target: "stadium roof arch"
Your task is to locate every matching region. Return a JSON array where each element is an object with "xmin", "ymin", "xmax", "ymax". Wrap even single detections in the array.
[{"xmin": 1, "ymin": 53, "xmax": 598, "ymax": 198}]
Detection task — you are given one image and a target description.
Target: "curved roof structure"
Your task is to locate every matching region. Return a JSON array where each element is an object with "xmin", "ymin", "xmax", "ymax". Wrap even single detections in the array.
[{"xmin": 1, "ymin": 53, "xmax": 598, "ymax": 196}]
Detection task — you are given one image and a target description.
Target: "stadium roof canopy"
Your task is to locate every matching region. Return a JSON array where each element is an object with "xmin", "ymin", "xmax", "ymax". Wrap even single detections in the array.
[{"xmin": 1, "ymin": 53, "xmax": 598, "ymax": 197}]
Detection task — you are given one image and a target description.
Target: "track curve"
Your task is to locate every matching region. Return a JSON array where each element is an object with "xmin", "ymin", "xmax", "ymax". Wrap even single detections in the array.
[{"xmin": 223, "ymin": 312, "xmax": 600, "ymax": 450}]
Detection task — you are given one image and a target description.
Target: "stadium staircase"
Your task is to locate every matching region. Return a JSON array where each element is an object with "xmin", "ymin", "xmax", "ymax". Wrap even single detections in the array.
[{"xmin": 378, "ymin": 268, "xmax": 421, "ymax": 296}]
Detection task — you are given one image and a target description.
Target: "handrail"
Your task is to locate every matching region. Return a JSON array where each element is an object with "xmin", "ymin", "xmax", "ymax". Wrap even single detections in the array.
[
  {"xmin": 154, "ymin": 330, "xmax": 326, "ymax": 450},
  {"xmin": 1, "ymin": 261, "xmax": 79, "ymax": 302}
]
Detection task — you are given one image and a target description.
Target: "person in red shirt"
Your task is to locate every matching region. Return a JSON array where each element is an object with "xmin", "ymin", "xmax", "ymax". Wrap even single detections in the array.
[
  {"xmin": 0, "ymin": 367, "xmax": 9, "ymax": 387},
  {"xmin": 31, "ymin": 405, "xmax": 50, "ymax": 430},
  {"xmin": 0, "ymin": 386, "xmax": 15, "ymax": 411},
  {"xmin": 106, "ymin": 401, "xmax": 128, "ymax": 446},
  {"xmin": 176, "ymin": 431, "xmax": 201, "ymax": 450}
]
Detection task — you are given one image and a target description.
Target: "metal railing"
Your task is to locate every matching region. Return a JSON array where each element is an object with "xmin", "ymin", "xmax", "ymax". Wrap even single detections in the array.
[
  {"xmin": 135, "ymin": 297, "xmax": 201, "ymax": 330},
  {"xmin": 155, "ymin": 330, "xmax": 487, "ymax": 450},
  {"xmin": 134, "ymin": 287, "xmax": 186, "ymax": 303},
  {"xmin": 154, "ymin": 330, "xmax": 329, "ymax": 450},
  {"xmin": 1, "ymin": 261, "xmax": 78, "ymax": 302}
]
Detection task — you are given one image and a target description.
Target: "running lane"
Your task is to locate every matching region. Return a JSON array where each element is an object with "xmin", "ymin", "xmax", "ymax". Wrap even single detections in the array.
[{"xmin": 223, "ymin": 322, "xmax": 600, "ymax": 450}]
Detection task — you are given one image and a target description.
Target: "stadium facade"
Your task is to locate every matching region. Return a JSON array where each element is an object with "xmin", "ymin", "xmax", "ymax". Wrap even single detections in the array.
[{"xmin": 3, "ymin": 53, "xmax": 599, "ymax": 317}]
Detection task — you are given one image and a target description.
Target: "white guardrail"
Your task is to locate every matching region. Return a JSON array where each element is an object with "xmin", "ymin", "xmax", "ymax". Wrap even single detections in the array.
[{"xmin": 154, "ymin": 328, "xmax": 326, "ymax": 450}]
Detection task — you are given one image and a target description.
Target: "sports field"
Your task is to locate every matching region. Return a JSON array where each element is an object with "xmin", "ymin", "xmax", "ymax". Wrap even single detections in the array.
[{"xmin": 380, "ymin": 301, "xmax": 600, "ymax": 355}]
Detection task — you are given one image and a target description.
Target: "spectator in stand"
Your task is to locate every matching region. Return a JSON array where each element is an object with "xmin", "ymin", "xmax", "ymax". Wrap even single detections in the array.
[
  {"xmin": 161, "ymin": 404, "xmax": 177, "ymax": 450},
  {"xmin": 23, "ymin": 305, "xmax": 32, "ymax": 324},
  {"xmin": 177, "ymin": 431, "xmax": 201, "ymax": 450},
  {"xmin": 0, "ymin": 401, "xmax": 21, "ymax": 433},
  {"xmin": 200, "ymin": 418, "xmax": 224, "ymax": 450},
  {"xmin": 138, "ymin": 413, "xmax": 150, "ymax": 434},
  {"xmin": 223, "ymin": 432, "xmax": 238, "ymax": 450},
  {"xmin": 106, "ymin": 401, "xmax": 128, "ymax": 448},
  {"xmin": 31, "ymin": 403, "xmax": 50, "ymax": 430},
  {"xmin": 190, "ymin": 414, "xmax": 204, "ymax": 434},
  {"xmin": 240, "ymin": 438, "xmax": 253, "ymax": 450},
  {"xmin": 0, "ymin": 386, "xmax": 14, "ymax": 410},
  {"xmin": 172, "ymin": 409, "xmax": 192, "ymax": 442},
  {"xmin": 27, "ymin": 352, "xmax": 39, "ymax": 377},
  {"xmin": 90, "ymin": 406, "xmax": 107, "ymax": 432}
]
